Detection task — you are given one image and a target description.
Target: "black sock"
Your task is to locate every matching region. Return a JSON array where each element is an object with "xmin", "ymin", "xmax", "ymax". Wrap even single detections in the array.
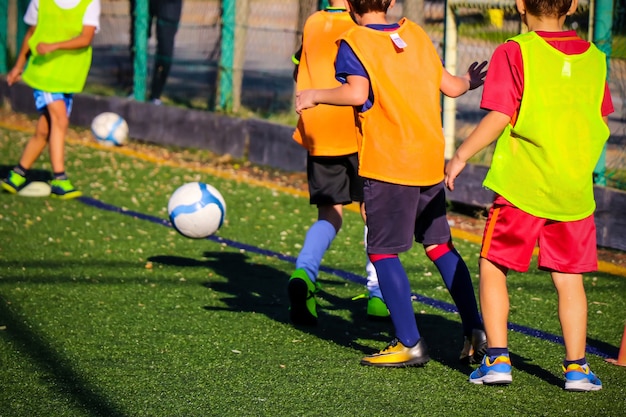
[{"xmin": 14, "ymin": 165, "xmax": 28, "ymax": 177}]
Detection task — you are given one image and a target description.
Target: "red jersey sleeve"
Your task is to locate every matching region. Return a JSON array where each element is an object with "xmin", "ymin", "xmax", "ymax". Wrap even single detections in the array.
[
  {"xmin": 480, "ymin": 34, "xmax": 614, "ymax": 120},
  {"xmin": 480, "ymin": 41, "xmax": 523, "ymax": 119},
  {"xmin": 601, "ymin": 83, "xmax": 614, "ymax": 117}
]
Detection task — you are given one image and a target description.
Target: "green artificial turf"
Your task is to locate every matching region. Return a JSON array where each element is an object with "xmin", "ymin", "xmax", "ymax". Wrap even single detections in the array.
[{"xmin": 1, "ymin": 124, "xmax": 625, "ymax": 417}]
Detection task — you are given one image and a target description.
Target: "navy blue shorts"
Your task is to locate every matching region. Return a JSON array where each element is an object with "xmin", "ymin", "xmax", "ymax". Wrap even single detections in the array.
[
  {"xmin": 307, "ymin": 153, "xmax": 364, "ymax": 206},
  {"xmin": 364, "ymin": 180, "xmax": 451, "ymax": 254}
]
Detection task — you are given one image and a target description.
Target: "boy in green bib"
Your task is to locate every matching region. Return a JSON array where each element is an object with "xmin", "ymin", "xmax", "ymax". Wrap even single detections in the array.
[
  {"xmin": 3, "ymin": 0, "xmax": 100, "ymax": 199},
  {"xmin": 445, "ymin": 0, "xmax": 613, "ymax": 391}
]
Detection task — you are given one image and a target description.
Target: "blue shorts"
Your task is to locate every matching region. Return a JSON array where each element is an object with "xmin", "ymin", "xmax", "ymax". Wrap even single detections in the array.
[
  {"xmin": 33, "ymin": 90, "xmax": 73, "ymax": 116},
  {"xmin": 364, "ymin": 180, "xmax": 451, "ymax": 254}
]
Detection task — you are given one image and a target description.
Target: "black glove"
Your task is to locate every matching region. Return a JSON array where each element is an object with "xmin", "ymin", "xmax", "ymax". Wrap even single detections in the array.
[{"xmin": 467, "ymin": 60, "xmax": 488, "ymax": 90}]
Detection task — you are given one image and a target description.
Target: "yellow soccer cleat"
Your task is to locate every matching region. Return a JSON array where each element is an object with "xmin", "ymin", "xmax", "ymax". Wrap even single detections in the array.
[{"xmin": 361, "ymin": 338, "xmax": 429, "ymax": 367}]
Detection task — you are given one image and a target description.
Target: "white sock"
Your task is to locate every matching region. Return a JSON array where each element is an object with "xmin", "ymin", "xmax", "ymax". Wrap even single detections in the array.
[{"xmin": 364, "ymin": 225, "xmax": 383, "ymax": 299}]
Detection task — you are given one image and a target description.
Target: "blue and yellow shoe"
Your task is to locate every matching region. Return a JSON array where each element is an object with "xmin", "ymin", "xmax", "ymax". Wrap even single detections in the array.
[
  {"xmin": 287, "ymin": 268, "xmax": 320, "ymax": 326},
  {"xmin": 1, "ymin": 170, "xmax": 27, "ymax": 194},
  {"xmin": 563, "ymin": 363, "xmax": 602, "ymax": 391},
  {"xmin": 469, "ymin": 355, "xmax": 513, "ymax": 385},
  {"xmin": 50, "ymin": 179, "xmax": 82, "ymax": 200}
]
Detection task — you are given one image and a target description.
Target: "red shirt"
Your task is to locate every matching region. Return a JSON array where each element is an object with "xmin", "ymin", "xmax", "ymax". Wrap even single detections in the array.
[{"xmin": 481, "ymin": 30, "xmax": 614, "ymax": 123}]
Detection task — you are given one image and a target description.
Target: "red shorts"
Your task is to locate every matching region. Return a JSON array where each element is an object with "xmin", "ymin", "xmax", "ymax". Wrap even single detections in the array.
[{"xmin": 480, "ymin": 196, "xmax": 598, "ymax": 273}]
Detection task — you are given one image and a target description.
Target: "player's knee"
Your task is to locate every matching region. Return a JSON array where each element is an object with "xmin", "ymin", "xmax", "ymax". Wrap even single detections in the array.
[
  {"xmin": 424, "ymin": 241, "xmax": 455, "ymax": 261},
  {"xmin": 47, "ymin": 107, "xmax": 69, "ymax": 130}
]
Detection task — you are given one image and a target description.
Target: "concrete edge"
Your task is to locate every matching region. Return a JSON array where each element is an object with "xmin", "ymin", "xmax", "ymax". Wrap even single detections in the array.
[{"xmin": 1, "ymin": 78, "xmax": 625, "ymax": 252}]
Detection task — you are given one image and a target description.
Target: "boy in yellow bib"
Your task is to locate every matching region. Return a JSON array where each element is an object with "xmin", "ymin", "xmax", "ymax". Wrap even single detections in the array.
[
  {"xmin": 445, "ymin": 0, "xmax": 613, "ymax": 391},
  {"xmin": 3, "ymin": 0, "xmax": 100, "ymax": 199}
]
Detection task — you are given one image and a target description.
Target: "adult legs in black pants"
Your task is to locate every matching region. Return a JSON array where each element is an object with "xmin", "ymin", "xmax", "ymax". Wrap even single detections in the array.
[{"xmin": 129, "ymin": 0, "xmax": 183, "ymax": 103}]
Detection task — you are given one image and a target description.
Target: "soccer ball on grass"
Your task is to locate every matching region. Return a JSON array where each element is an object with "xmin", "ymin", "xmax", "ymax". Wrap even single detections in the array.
[
  {"xmin": 91, "ymin": 112, "xmax": 129, "ymax": 146},
  {"xmin": 167, "ymin": 182, "xmax": 227, "ymax": 238}
]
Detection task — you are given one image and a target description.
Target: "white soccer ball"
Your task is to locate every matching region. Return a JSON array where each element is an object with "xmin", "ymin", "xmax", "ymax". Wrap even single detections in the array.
[
  {"xmin": 91, "ymin": 112, "xmax": 129, "ymax": 146},
  {"xmin": 167, "ymin": 182, "xmax": 227, "ymax": 239}
]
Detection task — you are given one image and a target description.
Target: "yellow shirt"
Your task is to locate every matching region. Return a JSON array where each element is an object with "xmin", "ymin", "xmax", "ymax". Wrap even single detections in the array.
[
  {"xmin": 22, "ymin": 0, "xmax": 93, "ymax": 93},
  {"xmin": 484, "ymin": 32, "xmax": 609, "ymax": 221}
]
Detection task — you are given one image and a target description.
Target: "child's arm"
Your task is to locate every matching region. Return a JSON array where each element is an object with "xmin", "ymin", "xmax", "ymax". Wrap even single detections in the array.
[
  {"xmin": 35, "ymin": 25, "xmax": 97, "ymax": 55},
  {"xmin": 444, "ymin": 110, "xmax": 510, "ymax": 191},
  {"xmin": 440, "ymin": 61, "xmax": 488, "ymax": 98},
  {"xmin": 295, "ymin": 74, "xmax": 369, "ymax": 114},
  {"xmin": 6, "ymin": 26, "xmax": 36, "ymax": 86}
]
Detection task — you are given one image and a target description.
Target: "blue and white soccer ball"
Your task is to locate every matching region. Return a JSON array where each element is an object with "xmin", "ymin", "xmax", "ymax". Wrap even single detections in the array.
[
  {"xmin": 91, "ymin": 112, "xmax": 129, "ymax": 146},
  {"xmin": 167, "ymin": 182, "xmax": 227, "ymax": 239}
]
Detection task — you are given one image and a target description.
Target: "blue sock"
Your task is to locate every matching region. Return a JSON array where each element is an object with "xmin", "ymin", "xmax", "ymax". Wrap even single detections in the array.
[
  {"xmin": 428, "ymin": 243, "xmax": 483, "ymax": 336},
  {"xmin": 295, "ymin": 220, "xmax": 336, "ymax": 282},
  {"xmin": 487, "ymin": 348, "xmax": 509, "ymax": 358},
  {"xmin": 53, "ymin": 172, "xmax": 67, "ymax": 180},
  {"xmin": 373, "ymin": 256, "xmax": 420, "ymax": 347},
  {"xmin": 563, "ymin": 357, "xmax": 587, "ymax": 367}
]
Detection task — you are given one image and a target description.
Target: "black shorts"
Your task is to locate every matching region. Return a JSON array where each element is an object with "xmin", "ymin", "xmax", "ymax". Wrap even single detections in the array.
[
  {"xmin": 307, "ymin": 153, "xmax": 364, "ymax": 206},
  {"xmin": 364, "ymin": 180, "xmax": 451, "ymax": 254}
]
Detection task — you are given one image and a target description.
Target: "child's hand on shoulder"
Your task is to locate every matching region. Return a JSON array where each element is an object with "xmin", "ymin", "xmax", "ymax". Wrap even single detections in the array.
[{"xmin": 466, "ymin": 60, "xmax": 488, "ymax": 90}]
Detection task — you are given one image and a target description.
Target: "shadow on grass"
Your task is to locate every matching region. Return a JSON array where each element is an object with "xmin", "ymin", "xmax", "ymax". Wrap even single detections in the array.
[
  {"xmin": 508, "ymin": 352, "xmax": 564, "ymax": 388},
  {"xmin": 0, "ymin": 300, "xmax": 127, "ymax": 417},
  {"xmin": 148, "ymin": 250, "xmax": 492, "ymax": 378},
  {"xmin": 0, "ymin": 165, "xmax": 52, "ymax": 182},
  {"xmin": 149, "ymin": 251, "xmax": 392, "ymax": 353}
]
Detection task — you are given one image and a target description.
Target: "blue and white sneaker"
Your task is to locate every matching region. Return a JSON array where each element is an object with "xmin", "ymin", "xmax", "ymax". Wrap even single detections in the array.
[
  {"xmin": 563, "ymin": 363, "xmax": 602, "ymax": 391},
  {"xmin": 469, "ymin": 355, "xmax": 513, "ymax": 385}
]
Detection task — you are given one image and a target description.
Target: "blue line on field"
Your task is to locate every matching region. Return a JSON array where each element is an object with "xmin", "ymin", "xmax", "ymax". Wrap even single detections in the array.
[{"xmin": 78, "ymin": 196, "xmax": 616, "ymax": 359}]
